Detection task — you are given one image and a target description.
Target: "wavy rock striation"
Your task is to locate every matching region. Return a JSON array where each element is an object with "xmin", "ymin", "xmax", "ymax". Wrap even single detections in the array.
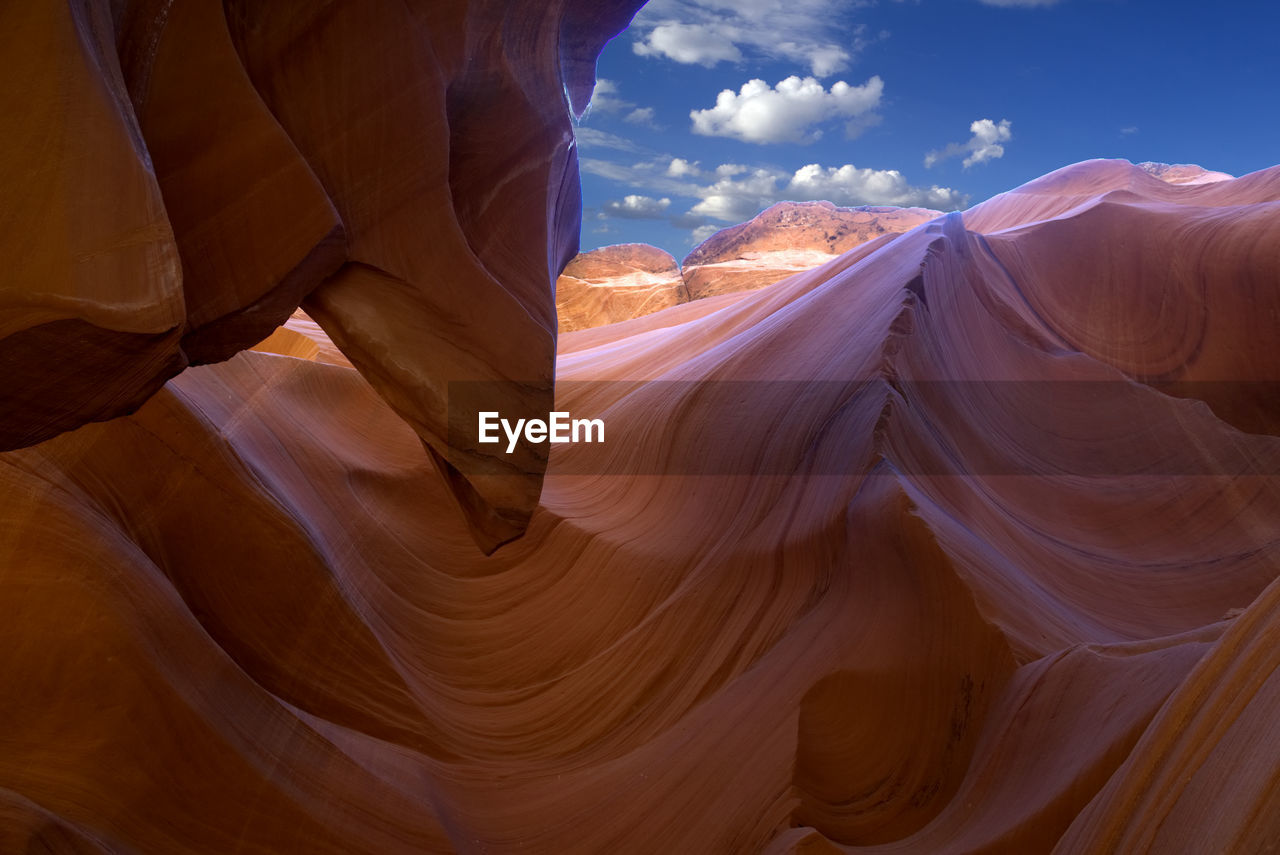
[
  {"xmin": 1, "ymin": 0, "xmax": 645, "ymax": 550},
  {"xmin": 2, "ymin": 158, "xmax": 1279, "ymax": 852}
]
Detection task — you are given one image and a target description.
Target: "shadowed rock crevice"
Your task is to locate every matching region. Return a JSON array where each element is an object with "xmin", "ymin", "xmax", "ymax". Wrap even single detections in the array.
[{"xmin": 793, "ymin": 478, "xmax": 1016, "ymax": 846}]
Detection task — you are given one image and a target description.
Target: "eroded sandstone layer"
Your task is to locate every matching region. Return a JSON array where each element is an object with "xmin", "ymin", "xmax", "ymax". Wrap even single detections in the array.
[
  {"xmin": 682, "ymin": 201, "xmax": 940, "ymax": 300},
  {"xmin": 2, "ymin": 157, "xmax": 1279, "ymax": 853},
  {"xmin": 555, "ymin": 244, "xmax": 687, "ymax": 332},
  {"xmin": 1, "ymin": 0, "xmax": 645, "ymax": 551}
]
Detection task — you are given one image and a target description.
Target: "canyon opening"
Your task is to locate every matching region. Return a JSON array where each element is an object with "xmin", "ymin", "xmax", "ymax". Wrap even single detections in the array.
[{"xmin": 1, "ymin": 1, "xmax": 1278, "ymax": 854}]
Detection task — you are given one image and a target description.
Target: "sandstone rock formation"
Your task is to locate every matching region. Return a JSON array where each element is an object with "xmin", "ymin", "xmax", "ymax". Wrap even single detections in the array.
[
  {"xmin": 681, "ymin": 201, "xmax": 940, "ymax": 299},
  {"xmin": 554, "ymin": 202, "xmax": 940, "ymax": 332},
  {"xmin": 1, "ymin": 0, "xmax": 645, "ymax": 552},
  {"xmin": 1138, "ymin": 161, "xmax": 1234, "ymax": 184},
  {"xmin": 555, "ymin": 244, "xmax": 687, "ymax": 332},
  {"xmin": 3, "ymin": 156, "xmax": 1279, "ymax": 853}
]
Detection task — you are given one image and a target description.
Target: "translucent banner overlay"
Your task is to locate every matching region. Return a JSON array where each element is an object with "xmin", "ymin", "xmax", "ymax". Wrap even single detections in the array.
[{"xmin": 447, "ymin": 380, "xmax": 1280, "ymax": 476}]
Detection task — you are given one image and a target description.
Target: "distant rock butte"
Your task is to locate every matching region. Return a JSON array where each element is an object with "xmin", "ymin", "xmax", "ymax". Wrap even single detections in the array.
[
  {"xmin": 1139, "ymin": 162, "xmax": 1234, "ymax": 185},
  {"xmin": 681, "ymin": 201, "xmax": 942, "ymax": 300},
  {"xmin": 684, "ymin": 200, "xmax": 943, "ymax": 266},
  {"xmin": 555, "ymin": 244, "xmax": 686, "ymax": 332},
  {"xmin": 556, "ymin": 202, "xmax": 941, "ymax": 330}
]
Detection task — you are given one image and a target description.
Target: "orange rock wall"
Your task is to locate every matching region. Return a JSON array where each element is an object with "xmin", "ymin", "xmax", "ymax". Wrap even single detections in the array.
[
  {"xmin": 2, "ymin": 158, "xmax": 1278, "ymax": 852},
  {"xmin": 1, "ymin": 0, "xmax": 645, "ymax": 550}
]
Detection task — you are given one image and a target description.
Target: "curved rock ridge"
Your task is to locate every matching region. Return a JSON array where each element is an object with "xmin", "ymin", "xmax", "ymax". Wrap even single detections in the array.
[
  {"xmin": 556, "ymin": 244, "xmax": 687, "ymax": 331},
  {"xmin": 962, "ymin": 157, "xmax": 1263, "ymax": 234},
  {"xmin": 3, "ymin": 159, "xmax": 1279, "ymax": 852},
  {"xmin": 681, "ymin": 201, "xmax": 941, "ymax": 300},
  {"xmin": 964, "ymin": 159, "xmax": 1280, "ymax": 434},
  {"xmin": 1, "ymin": 0, "xmax": 646, "ymax": 551}
]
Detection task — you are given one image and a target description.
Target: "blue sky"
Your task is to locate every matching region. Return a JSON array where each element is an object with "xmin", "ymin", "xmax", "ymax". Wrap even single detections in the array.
[{"xmin": 574, "ymin": 0, "xmax": 1279, "ymax": 259}]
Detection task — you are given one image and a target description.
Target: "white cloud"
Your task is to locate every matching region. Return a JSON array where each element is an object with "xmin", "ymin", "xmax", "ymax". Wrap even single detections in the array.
[
  {"xmin": 633, "ymin": 22, "xmax": 744, "ymax": 66},
  {"xmin": 602, "ymin": 195, "xmax": 674, "ymax": 219},
  {"xmin": 690, "ymin": 224, "xmax": 721, "ymax": 245},
  {"xmin": 1121, "ymin": 125, "xmax": 1139, "ymax": 136},
  {"xmin": 691, "ymin": 159, "xmax": 962, "ymax": 220},
  {"xmin": 690, "ymin": 162, "xmax": 967, "ymax": 222},
  {"xmin": 586, "ymin": 151, "xmax": 965, "ymax": 242},
  {"xmin": 690, "ymin": 76, "xmax": 884, "ymax": 145},
  {"xmin": 573, "ymin": 127, "xmax": 645, "ymax": 153},
  {"xmin": 962, "ymin": 119, "xmax": 1013, "ymax": 166},
  {"xmin": 584, "ymin": 79, "xmax": 661, "ymax": 128},
  {"xmin": 580, "ymin": 158, "xmax": 699, "ymax": 199},
  {"xmin": 924, "ymin": 118, "xmax": 1012, "ymax": 168},
  {"xmin": 625, "ymin": 107, "xmax": 657, "ymax": 126},
  {"xmin": 588, "ymin": 79, "xmax": 628, "ymax": 113},
  {"xmin": 580, "ymin": 158, "xmax": 627, "ymax": 181},
  {"xmin": 631, "ymin": 0, "xmax": 869, "ymax": 77},
  {"xmin": 667, "ymin": 158, "xmax": 704, "ymax": 178}
]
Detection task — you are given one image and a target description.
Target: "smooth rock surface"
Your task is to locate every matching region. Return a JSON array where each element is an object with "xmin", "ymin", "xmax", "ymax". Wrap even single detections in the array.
[
  {"xmin": 3, "ymin": 159, "xmax": 1279, "ymax": 853},
  {"xmin": 1, "ymin": 0, "xmax": 646, "ymax": 551}
]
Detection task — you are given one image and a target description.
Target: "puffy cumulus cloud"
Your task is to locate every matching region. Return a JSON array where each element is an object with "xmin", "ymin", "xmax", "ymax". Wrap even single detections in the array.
[
  {"xmin": 631, "ymin": 0, "xmax": 869, "ymax": 77},
  {"xmin": 962, "ymin": 119, "xmax": 1013, "ymax": 166},
  {"xmin": 924, "ymin": 118, "xmax": 1013, "ymax": 168},
  {"xmin": 667, "ymin": 158, "xmax": 704, "ymax": 178},
  {"xmin": 690, "ymin": 76, "xmax": 884, "ymax": 145},
  {"xmin": 690, "ymin": 163, "xmax": 967, "ymax": 222},
  {"xmin": 601, "ymin": 195, "xmax": 673, "ymax": 219},
  {"xmin": 633, "ymin": 22, "xmax": 743, "ymax": 66},
  {"xmin": 583, "ymin": 153, "xmax": 964, "ymax": 242}
]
